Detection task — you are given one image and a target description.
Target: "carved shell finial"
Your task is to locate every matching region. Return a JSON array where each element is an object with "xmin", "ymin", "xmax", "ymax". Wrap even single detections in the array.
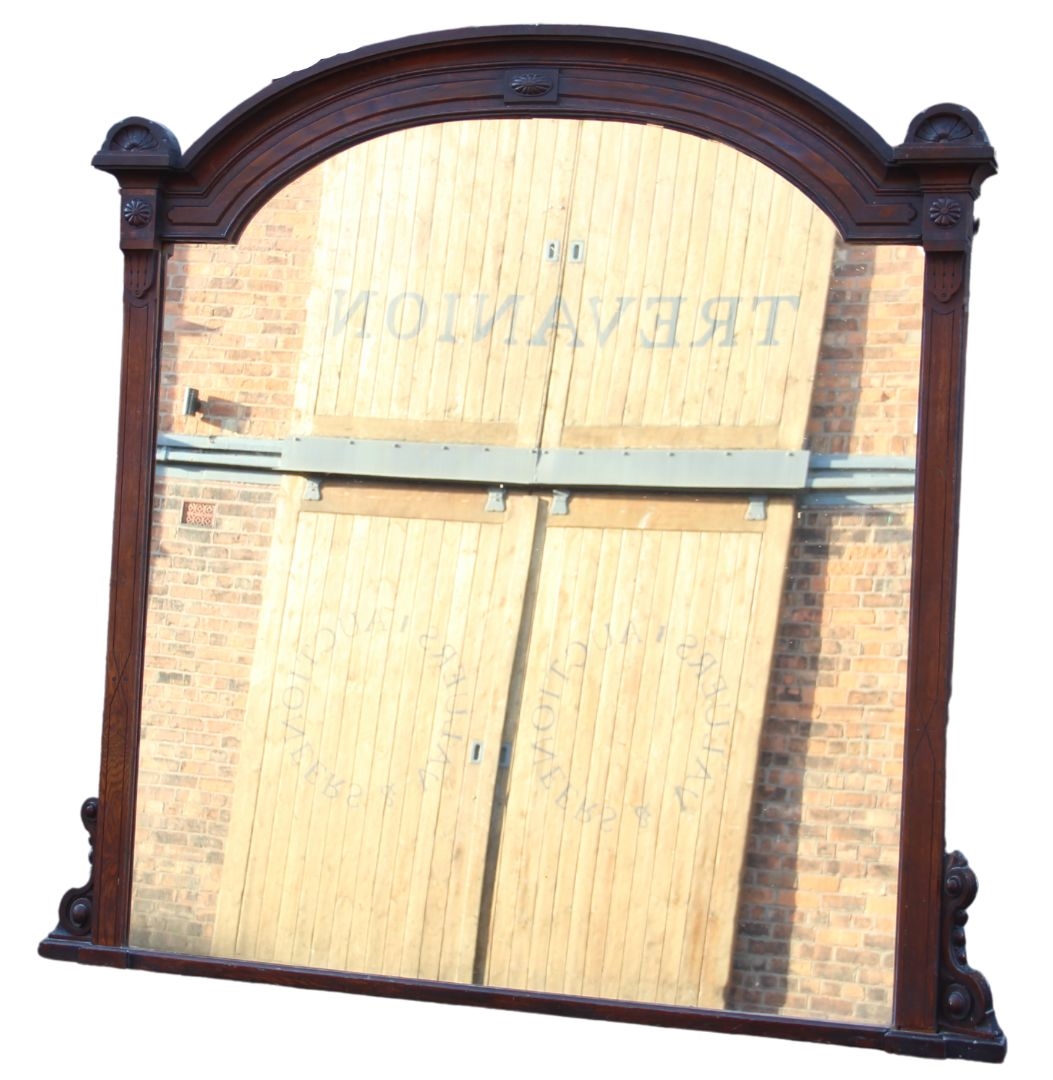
[
  {"xmin": 115, "ymin": 124, "xmax": 160, "ymax": 152},
  {"xmin": 915, "ymin": 113, "xmax": 974, "ymax": 143},
  {"xmin": 901, "ymin": 104, "xmax": 992, "ymax": 156},
  {"xmin": 93, "ymin": 117, "xmax": 182, "ymax": 170}
]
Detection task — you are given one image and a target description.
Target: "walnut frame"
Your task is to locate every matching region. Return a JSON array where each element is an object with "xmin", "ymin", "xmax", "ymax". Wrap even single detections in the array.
[{"xmin": 38, "ymin": 24, "xmax": 1003, "ymax": 1062}]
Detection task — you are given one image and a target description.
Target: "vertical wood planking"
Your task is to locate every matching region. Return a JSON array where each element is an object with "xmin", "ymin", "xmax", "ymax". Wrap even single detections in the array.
[
  {"xmin": 213, "ymin": 484, "xmax": 536, "ymax": 981},
  {"xmin": 620, "ymin": 128, "xmax": 687, "ymax": 429},
  {"xmin": 553, "ymin": 137, "xmax": 834, "ymax": 450},
  {"xmin": 663, "ymin": 532, "xmax": 760, "ymax": 1006},
  {"xmin": 589, "ymin": 124, "xmax": 664, "ymax": 434},
  {"xmin": 299, "ymin": 512, "xmax": 376, "ymax": 967},
  {"xmin": 645, "ymin": 132, "xmax": 703, "ymax": 427},
  {"xmin": 321, "ymin": 510, "xmax": 399, "ymax": 971},
  {"xmin": 696, "ymin": 499, "xmax": 795, "ymax": 1006},
  {"xmin": 299, "ymin": 120, "xmax": 833, "ymax": 452},
  {"xmin": 268, "ymin": 511, "xmax": 340, "ymax": 964},
  {"xmin": 541, "ymin": 525, "xmax": 631, "ymax": 993},
  {"xmin": 387, "ymin": 128, "xmax": 442, "ymax": 421},
  {"xmin": 592, "ymin": 527, "xmax": 685, "ymax": 999},
  {"xmin": 534, "ymin": 119, "xmax": 600, "ymax": 448},
  {"xmin": 211, "ymin": 476, "xmax": 308, "ymax": 959},
  {"xmin": 775, "ymin": 205, "xmax": 838, "ymax": 447},
  {"xmin": 482, "ymin": 497, "xmax": 786, "ymax": 1007},
  {"xmin": 439, "ymin": 495, "xmax": 541, "ymax": 979},
  {"xmin": 305, "ymin": 119, "xmax": 590, "ymax": 446},
  {"xmin": 551, "ymin": 121, "xmax": 635, "ymax": 440},
  {"xmin": 294, "ymin": 154, "xmax": 347, "ymax": 432}
]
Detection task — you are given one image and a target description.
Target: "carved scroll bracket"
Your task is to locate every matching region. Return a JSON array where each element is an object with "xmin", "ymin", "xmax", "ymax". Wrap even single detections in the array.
[
  {"xmin": 938, "ymin": 851, "xmax": 1005, "ymax": 1050},
  {"xmin": 53, "ymin": 797, "xmax": 99, "ymax": 938}
]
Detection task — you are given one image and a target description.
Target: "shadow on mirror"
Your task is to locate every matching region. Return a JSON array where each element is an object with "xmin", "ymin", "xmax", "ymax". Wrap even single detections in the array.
[{"xmin": 131, "ymin": 118, "xmax": 920, "ymax": 1025}]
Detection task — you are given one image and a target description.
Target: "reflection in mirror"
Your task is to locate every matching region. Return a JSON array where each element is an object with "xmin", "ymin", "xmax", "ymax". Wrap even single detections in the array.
[{"xmin": 133, "ymin": 119, "xmax": 920, "ymax": 1025}]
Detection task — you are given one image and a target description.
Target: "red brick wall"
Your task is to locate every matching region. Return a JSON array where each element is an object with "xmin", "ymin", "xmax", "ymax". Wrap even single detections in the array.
[
  {"xmin": 724, "ymin": 506, "xmax": 910, "ymax": 1021},
  {"xmin": 131, "ymin": 170, "xmax": 321, "ymax": 951},
  {"xmin": 158, "ymin": 170, "xmax": 321, "ymax": 441},
  {"xmin": 131, "ymin": 478, "xmax": 278, "ymax": 952},
  {"xmin": 726, "ymin": 243, "xmax": 920, "ymax": 1022}
]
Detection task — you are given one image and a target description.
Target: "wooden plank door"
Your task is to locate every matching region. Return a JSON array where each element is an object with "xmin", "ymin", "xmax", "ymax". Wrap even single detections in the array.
[
  {"xmin": 542, "ymin": 125, "xmax": 837, "ymax": 451},
  {"xmin": 212, "ymin": 479, "xmax": 539, "ymax": 982},
  {"xmin": 295, "ymin": 119, "xmax": 584, "ymax": 449},
  {"xmin": 296, "ymin": 119, "xmax": 836, "ymax": 456},
  {"xmin": 480, "ymin": 494, "xmax": 795, "ymax": 1008},
  {"xmin": 469, "ymin": 124, "xmax": 835, "ymax": 1007},
  {"xmin": 211, "ymin": 119, "xmax": 836, "ymax": 1002}
]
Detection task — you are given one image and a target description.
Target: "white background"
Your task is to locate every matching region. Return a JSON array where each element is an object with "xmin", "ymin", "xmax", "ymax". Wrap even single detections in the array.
[{"xmin": 4, "ymin": 3, "xmax": 1044, "ymax": 1077}]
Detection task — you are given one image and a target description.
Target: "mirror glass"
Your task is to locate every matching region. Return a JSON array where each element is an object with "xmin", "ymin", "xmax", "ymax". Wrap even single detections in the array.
[{"xmin": 131, "ymin": 118, "xmax": 920, "ymax": 1025}]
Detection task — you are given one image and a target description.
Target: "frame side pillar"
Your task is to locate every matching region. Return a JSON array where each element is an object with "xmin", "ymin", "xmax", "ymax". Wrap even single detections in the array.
[
  {"xmin": 892, "ymin": 105, "xmax": 998, "ymax": 1047},
  {"xmin": 42, "ymin": 116, "xmax": 180, "ymax": 950},
  {"xmin": 894, "ymin": 244, "xmax": 968, "ymax": 1031},
  {"xmin": 894, "ymin": 188, "xmax": 1003, "ymax": 1063},
  {"xmin": 90, "ymin": 119, "xmax": 180, "ymax": 947},
  {"xmin": 93, "ymin": 236, "xmax": 166, "ymax": 946}
]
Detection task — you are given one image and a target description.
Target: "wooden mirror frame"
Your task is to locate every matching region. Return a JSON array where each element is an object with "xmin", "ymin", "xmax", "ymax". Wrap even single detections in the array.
[{"xmin": 38, "ymin": 24, "xmax": 1003, "ymax": 1062}]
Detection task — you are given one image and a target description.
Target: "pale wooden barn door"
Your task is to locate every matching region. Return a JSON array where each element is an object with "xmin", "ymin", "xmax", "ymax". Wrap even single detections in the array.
[
  {"xmin": 213, "ymin": 479, "xmax": 539, "ymax": 981},
  {"xmin": 296, "ymin": 119, "xmax": 584, "ymax": 449},
  {"xmin": 542, "ymin": 124, "xmax": 836, "ymax": 452},
  {"xmin": 476, "ymin": 125, "xmax": 836, "ymax": 1007},
  {"xmin": 212, "ymin": 118, "xmax": 836, "ymax": 1003},
  {"xmin": 480, "ymin": 494, "xmax": 794, "ymax": 1008}
]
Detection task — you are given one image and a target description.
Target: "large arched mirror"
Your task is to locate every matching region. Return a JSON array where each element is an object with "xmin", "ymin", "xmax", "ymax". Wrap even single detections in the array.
[{"xmin": 39, "ymin": 26, "xmax": 1002, "ymax": 1061}]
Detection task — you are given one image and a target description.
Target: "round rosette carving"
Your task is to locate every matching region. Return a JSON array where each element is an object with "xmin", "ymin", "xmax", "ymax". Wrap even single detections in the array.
[
  {"xmin": 510, "ymin": 72, "xmax": 554, "ymax": 97},
  {"xmin": 929, "ymin": 197, "xmax": 963, "ymax": 228},
  {"xmin": 122, "ymin": 198, "xmax": 154, "ymax": 229}
]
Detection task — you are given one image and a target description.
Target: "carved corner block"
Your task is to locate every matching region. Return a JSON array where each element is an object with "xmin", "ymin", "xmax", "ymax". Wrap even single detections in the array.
[
  {"xmin": 92, "ymin": 119, "xmax": 181, "ymax": 250},
  {"xmin": 893, "ymin": 104, "xmax": 995, "ymax": 252}
]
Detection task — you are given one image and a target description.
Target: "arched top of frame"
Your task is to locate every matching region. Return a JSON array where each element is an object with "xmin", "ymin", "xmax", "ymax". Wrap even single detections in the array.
[{"xmin": 93, "ymin": 25, "xmax": 995, "ymax": 246}]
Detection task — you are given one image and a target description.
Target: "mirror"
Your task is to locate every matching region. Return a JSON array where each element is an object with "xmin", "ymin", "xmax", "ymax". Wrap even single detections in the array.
[
  {"xmin": 135, "ymin": 120, "xmax": 915, "ymax": 1024},
  {"xmin": 40, "ymin": 26, "xmax": 1001, "ymax": 1061}
]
